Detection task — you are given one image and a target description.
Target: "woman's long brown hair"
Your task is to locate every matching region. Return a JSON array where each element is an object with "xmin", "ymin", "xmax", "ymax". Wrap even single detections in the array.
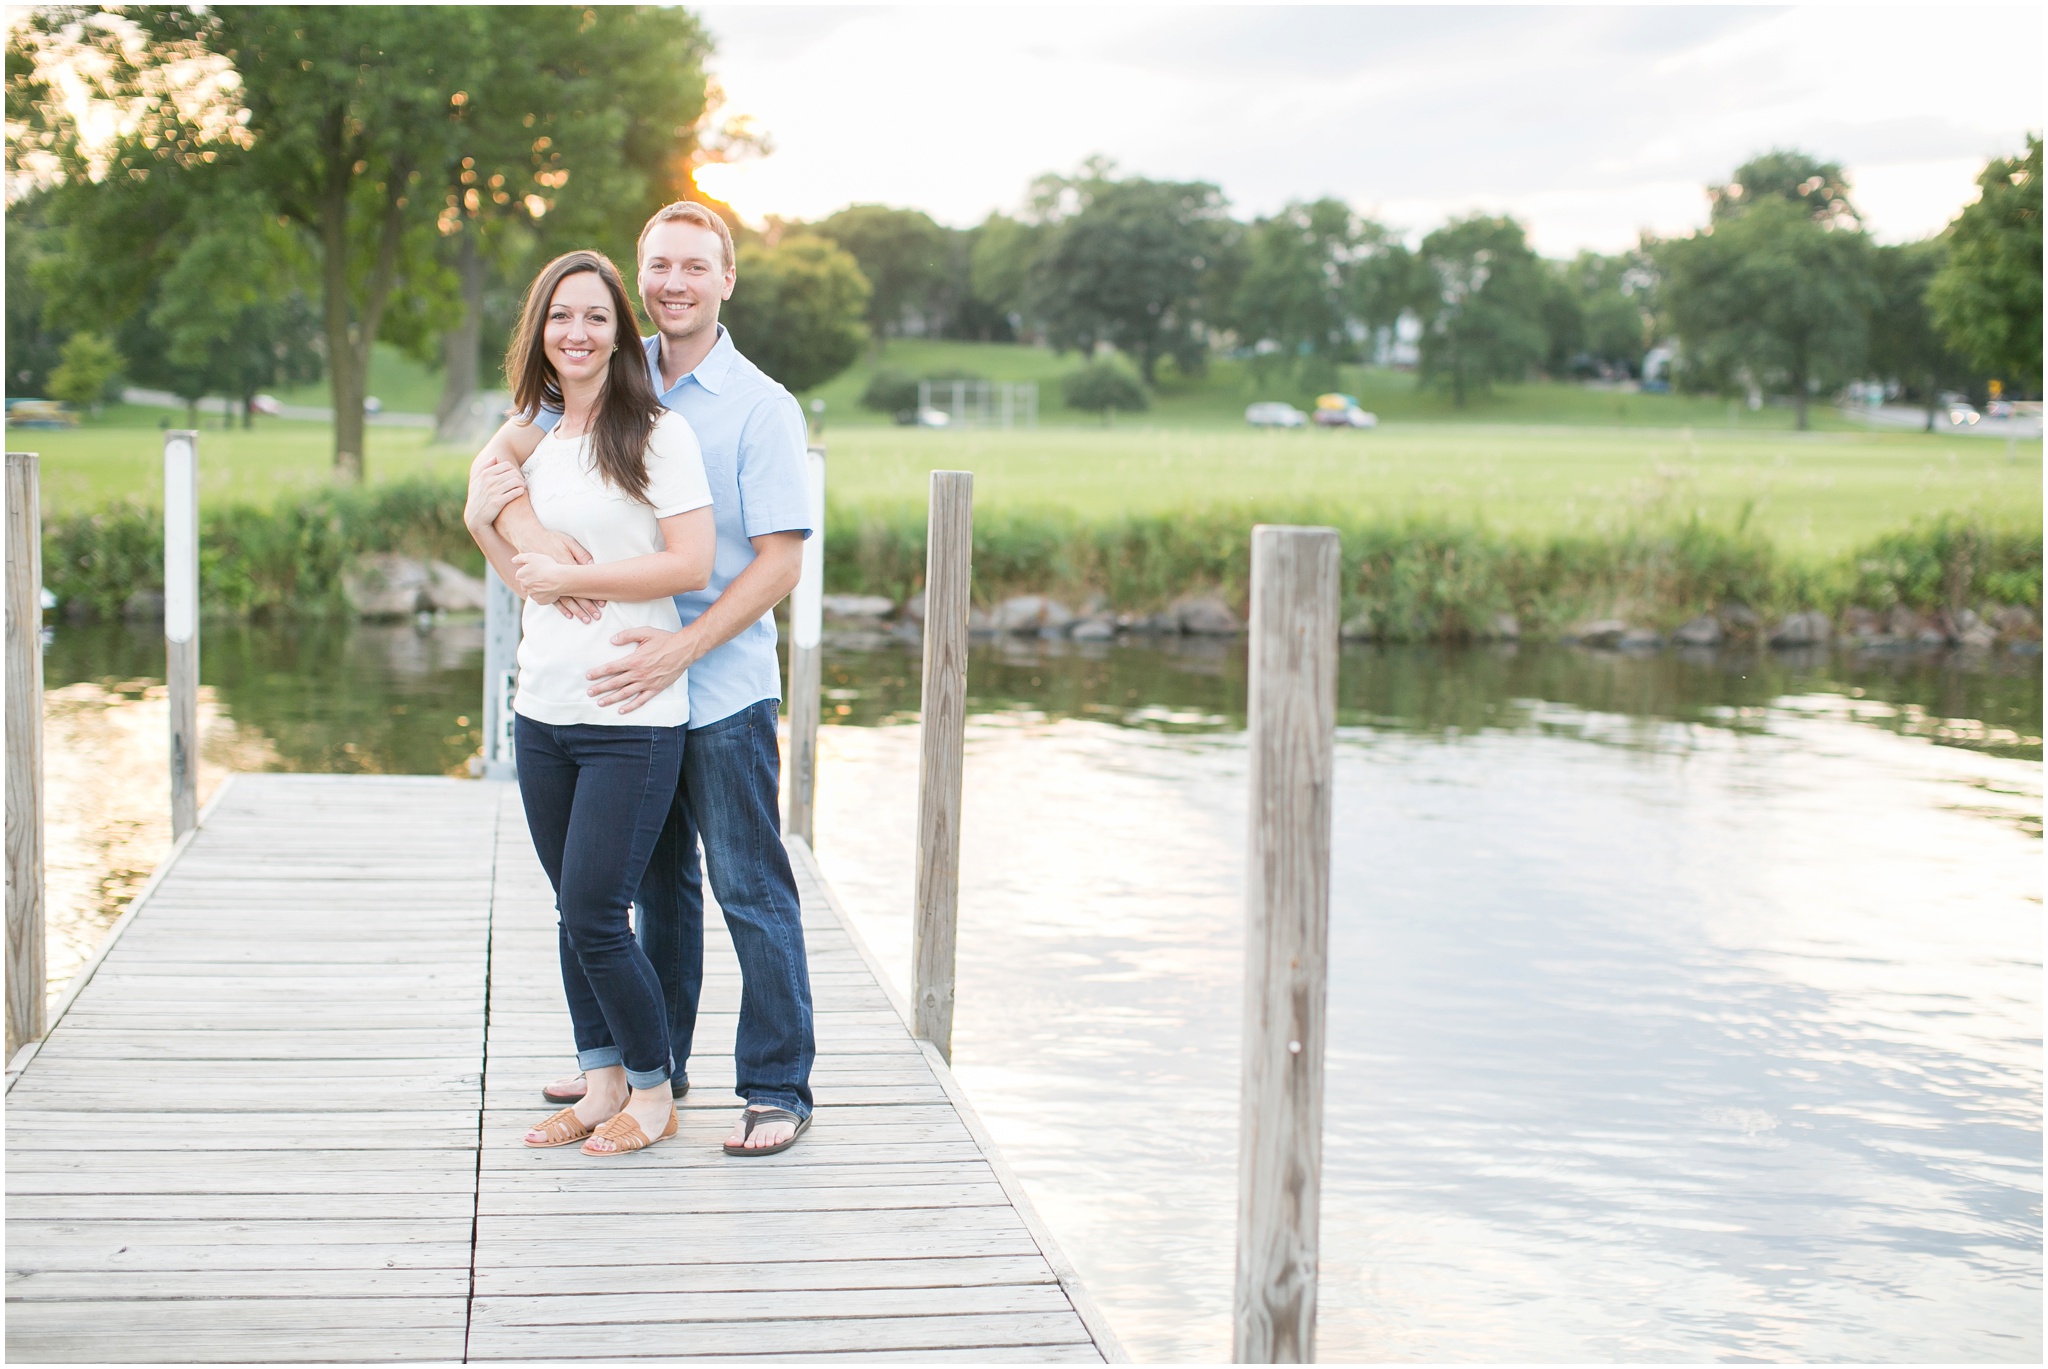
[{"xmin": 505, "ymin": 250, "xmax": 661, "ymax": 503}]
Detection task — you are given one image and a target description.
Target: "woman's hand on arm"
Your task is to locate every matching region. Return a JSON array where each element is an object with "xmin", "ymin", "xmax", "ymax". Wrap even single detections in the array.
[{"xmin": 530, "ymin": 507, "xmax": 714, "ymax": 603}]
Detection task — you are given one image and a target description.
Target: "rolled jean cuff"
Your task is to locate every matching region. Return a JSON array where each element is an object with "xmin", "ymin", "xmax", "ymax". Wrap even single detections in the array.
[
  {"xmin": 576, "ymin": 1046, "xmax": 623, "ymax": 1072},
  {"xmin": 746, "ymin": 1092, "xmax": 810, "ymax": 1121},
  {"xmin": 624, "ymin": 1063, "xmax": 673, "ymax": 1090}
]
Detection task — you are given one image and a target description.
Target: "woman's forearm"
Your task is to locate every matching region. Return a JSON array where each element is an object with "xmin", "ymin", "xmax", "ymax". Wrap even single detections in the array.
[
  {"xmin": 558, "ymin": 551, "xmax": 710, "ymax": 601},
  {"xmin": 471, "ymin": 522, "xmax": 526, "ymax": 599}
]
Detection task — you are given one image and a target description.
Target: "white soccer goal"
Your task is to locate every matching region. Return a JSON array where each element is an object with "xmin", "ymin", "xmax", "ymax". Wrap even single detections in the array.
[{"xmin": 915, "ymin": 379, "xmax": 1039, "ymax": 428}]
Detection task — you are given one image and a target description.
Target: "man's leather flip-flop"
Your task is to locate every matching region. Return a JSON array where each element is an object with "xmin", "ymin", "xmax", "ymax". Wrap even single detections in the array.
[{"xmin": 722, "ymin": 1106, "xmax": 811, "ymax": 1157}]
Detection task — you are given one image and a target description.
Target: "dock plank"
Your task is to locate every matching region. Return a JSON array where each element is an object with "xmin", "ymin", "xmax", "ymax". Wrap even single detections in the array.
[{"xmin": 6, "ymin": 773, "xmax": 1114, "ymax": 1362}]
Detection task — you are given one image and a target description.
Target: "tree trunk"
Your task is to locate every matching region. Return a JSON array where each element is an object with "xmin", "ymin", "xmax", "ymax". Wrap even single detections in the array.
[
  {"xmin": 318, "ymin": 150, "xmax": 412, "ymax": 484},
  {"xmin": 434, "ymin": 226, "xmax": 486, "ymax": 444},
  {"xmin": 320, "ymin": 177, "xmax": 367, "ymax": 483},
  {"xmin": 1925, "ymin": 369, "xmax": 1938, "ymax": 433}
]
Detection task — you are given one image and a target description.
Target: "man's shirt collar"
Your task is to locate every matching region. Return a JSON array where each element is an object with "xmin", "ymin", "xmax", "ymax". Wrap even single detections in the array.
[{"xmin": 644, "ymin": 324, "xmax": 736, "ymax": 399}]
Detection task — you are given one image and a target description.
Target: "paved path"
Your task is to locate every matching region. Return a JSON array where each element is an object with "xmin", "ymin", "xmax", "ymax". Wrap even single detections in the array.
[{"xmin": 7, "ymin": 773, "xmax": 1118, "ymax": 1363}]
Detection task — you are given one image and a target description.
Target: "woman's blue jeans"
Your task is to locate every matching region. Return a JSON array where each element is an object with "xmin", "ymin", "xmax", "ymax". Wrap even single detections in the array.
[{"xmin": 514, "ymin": 714, "xmax": 681, "ymax": 1089}]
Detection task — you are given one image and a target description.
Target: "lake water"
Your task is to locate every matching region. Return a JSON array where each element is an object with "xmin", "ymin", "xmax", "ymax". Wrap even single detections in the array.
[{"xmin": 43, "ymin": 620, "xmax": 2043, "ymax": 1361}]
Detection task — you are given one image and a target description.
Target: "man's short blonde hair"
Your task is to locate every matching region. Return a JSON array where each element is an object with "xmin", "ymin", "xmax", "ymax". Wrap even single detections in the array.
[{"xmin": 638, "ymin": 201, "xmax": 735, "ymax": 273}]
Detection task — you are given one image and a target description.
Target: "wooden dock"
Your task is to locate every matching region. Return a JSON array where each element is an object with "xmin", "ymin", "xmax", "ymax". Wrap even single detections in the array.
[{"xmin": 6, "ymin": 774, "xmax": 1121, "ymax": 1363}]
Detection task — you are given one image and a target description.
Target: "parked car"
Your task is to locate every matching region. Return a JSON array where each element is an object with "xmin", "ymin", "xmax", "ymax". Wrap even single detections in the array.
[
  {"xmin": 5, "ymin": 399, "xmax": 78, "ymax": 429},
  {"xmin": 250, "ymin": 394, "xmax": 282, "ymax": 416},
  {"xmin": 1245, "ymin": 401, "xmax": 1307, "ymax": 429},
  {"xmin": 1985, "ymin": 398, "xmax": 2015, "ymax": 419},
  {"xmin": 1312, "ymin": 393, "xmax": 1377, "ymax": 429}
]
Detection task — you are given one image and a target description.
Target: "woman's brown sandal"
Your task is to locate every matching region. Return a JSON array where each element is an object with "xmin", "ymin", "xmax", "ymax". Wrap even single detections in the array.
[
  {"xmin": 581, "ymin": 1105, "xmax": 678, "ymax": 1157},
  {"xmin": 523, "ymin": 1106, "xmax": 598, "ymax": 1149}
]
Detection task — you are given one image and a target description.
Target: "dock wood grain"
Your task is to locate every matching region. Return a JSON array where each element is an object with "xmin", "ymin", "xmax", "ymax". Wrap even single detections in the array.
[{"xmin": 7, "ymin": 773, "xmax": 1116, "ymax": 1363}]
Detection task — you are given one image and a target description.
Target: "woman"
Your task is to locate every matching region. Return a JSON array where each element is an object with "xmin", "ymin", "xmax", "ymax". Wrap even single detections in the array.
[{"xmin": 466, "ymin": 250, "xmax": 715, "ymax": 1157}]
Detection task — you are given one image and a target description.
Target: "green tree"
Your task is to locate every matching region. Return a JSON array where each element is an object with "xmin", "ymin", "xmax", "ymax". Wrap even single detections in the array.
[
  {"xmin": 427, "ymin": 7, "xmax": 714, "ymax": 438},
  {"xmin": 1870, "ymin": 238, "xmax": 1973, "ymax": 430},
  {"xmin": 1230, "ymin": 199, "xmax": 1409, "ymax": 393},
  {"xmin": 1031, "ymin": 170, "xmax": 1232, "ymax": 383},
  {"xmin": 1928, "ymin": 135, "xmax": 2042, "ymax": 393},
  {"xmin": 16, "ymin": 6, "xmax": 487, "ymax": 479},
  {"xmin": 1659, "ymin": 194, "xmax": 1875, "ymax": 429},
  {"xmin": 967, "ymin": 212, "xmax": 1046, "ymax": 336},
  {"xmin": 1413, "ymin": 215, "xmax": 1548, "ymax": 406},
  {"xmin": 813, "ymin": 205, "xmax": 952, "ymax": 358},
  {"xmin": 176, "ymin": 7, "xmax": 488, "ymax": 478},
  {"xmin": 3, "ymin": 191, "xmax": 66, "ymax": 396},
  {"xmin": 1543, "ymin": 250, "xmax": 1653, "ymax": 378},
  {"xmin": 719, "ymin": 234, "xmax": 870, "ymax": 393},
  {"xmin": 1710, "ymin": 149, "xmax": 1860, "ymax": 227},
  {"xmin": 47, "ymin": 331, "xmax": 121, "ymax": 414},
  {"xmin": 1061, "ymin": 358, "xmax": 1149, "ymax": 424}
]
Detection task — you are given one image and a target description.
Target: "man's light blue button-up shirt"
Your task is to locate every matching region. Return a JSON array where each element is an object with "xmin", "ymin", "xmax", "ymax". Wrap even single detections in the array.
[{"xmin": 534, "ymin": 325, "xmax": 812, "ymax": 726}]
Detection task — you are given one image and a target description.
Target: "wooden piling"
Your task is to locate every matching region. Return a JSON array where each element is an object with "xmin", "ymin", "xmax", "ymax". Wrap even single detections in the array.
[
  {"xmin": 785, "ymin": 445, "xmax": 826, "ymax": 844},
  {"xmin": 913, "ymin": 470, "xmax": 973, "ymax": 1060},
  {"xmin": 162, "ymin": 431, "xmax": 199, "ymax": 838},
  {"xmin": 481, "ymin": 565, "xmax": 520, "ymax": 780},
  {"xmin": 1233, "ymin": 524, "xmax": 1340, "ymax": 1364},
  {"xmin": 6, "ymin": 452, "xmax": 45, "ymax": 1056}
]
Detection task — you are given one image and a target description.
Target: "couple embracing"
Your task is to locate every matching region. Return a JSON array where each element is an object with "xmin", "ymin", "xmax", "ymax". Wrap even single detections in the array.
[{"xmin": 463, "ymin": 202, "xmax": 814, "ymax": 1158}]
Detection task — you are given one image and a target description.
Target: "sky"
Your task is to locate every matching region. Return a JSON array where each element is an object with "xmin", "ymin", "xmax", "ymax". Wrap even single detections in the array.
[{"xmin": 690, "ymin": 3, "xmax": 2043, "ymax": 255}]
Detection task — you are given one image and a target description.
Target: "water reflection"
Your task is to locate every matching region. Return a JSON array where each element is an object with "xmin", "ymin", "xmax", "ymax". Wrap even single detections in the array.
[
  {"xmin": 806, "ymin": 638, "xmax": 2041, "ymax": 1363},
  {"xmin": 39, "ymin": 681, "xmax": 259, "ymax": 1002},
  {"xmin": 821, "ymin": 634, "xmax": 2042, "ymax": 761},
  {"xmin": 46, "ymin": 618, "xmax": 487, "ymax": 776}
]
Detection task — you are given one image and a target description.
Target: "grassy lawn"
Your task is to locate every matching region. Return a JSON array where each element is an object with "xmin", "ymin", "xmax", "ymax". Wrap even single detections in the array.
[
  {"xmin": 15, "ymin": 404, "xmax": 472, "ymax": 514},
  {"xmin": 269, "ymin": 342, "xmax": 450, "ymax": 416},
  {"xmin": 14, "ymin": 340, "xmax": 2039, "ymax": 556},
  {"xmin": 821, "ymin": 424, "xmax": 2040, "ymax": 553}
]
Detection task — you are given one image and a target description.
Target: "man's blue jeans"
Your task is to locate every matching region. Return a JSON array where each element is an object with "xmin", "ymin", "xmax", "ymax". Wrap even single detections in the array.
[
  {"xmin": 514, "ymin": 715, "xmax": 680, "ymax": 1089},
  {"xmin": 636, "ymin": 698, "xmax": 815, "ymax": 1118}
]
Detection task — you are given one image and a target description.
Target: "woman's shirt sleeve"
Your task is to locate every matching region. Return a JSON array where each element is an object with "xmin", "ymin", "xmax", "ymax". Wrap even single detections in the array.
[{"xmin": 644, "ymin": 411, "xmax": 714, "ymax": 518}]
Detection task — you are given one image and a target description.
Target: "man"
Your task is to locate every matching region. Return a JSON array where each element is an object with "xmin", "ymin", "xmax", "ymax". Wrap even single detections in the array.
[{"xmin": 468, "ymin": 202, "xmax": 815, "ymax": 1153}]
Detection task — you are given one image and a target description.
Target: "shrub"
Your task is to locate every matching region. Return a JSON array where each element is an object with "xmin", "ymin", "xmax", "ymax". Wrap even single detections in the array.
[
  {"xmin": 47, "ymin": 333, "xmax": 123, "ymax": 414},
  {"xmin": 44, "ymin": 478, "xmax": 480, "ymax": 619},
  {"xmin": 1061, "ymin": 360, "xmax": 1149, "ymax": 423},
  {"xmin": 859, "ymin": 369, "xmax": 918, "ymax": 414}
]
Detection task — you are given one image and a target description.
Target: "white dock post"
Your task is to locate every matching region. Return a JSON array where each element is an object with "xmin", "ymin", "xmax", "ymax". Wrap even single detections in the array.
[
  {"xmin": 913, "ymin": 470, "xmax": 972, "ymax": 1060},
  {"xmin": 163, "ymin": 431, "xmax": 200, "ymax": 839},
  {"xmin": 1233, "ymin": 524, "xmax": 1340, "ymax": 1364},
  {"xmin": 6, "ymin": 451, "xmax": 45, "ymax": 1056},
  {"xmin": 482, "ymin": 566, "xmax": 520, "ymax": 780},
  {"xmin": 785, "ymin": 444, "xmax": 826, "ymax": 843}
]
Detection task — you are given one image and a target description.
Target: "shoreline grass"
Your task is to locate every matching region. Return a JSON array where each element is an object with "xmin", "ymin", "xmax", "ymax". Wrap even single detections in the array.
[{"xmin": 39, "ymin": 474, "xmax": 2040, "ymax": 639}]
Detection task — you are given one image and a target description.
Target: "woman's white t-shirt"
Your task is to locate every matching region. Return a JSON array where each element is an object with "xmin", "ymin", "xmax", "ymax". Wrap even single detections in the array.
[{"xmin": 513, "ymin": 410, "xmax": 712, "ymax": 728}]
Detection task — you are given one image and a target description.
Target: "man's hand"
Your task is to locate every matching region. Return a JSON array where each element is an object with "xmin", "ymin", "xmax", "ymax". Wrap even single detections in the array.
[
  {"xmin": 588, "ymin": 625, "xmax": 701, "ymax": 714},
  {"xmin": 464, "ymin": 455, "xmax": 528, "ymax": 534}
]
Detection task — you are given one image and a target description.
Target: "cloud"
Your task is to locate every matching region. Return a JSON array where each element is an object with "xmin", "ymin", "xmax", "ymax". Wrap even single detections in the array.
[{"xmin": 693, "ymin": 3, "xmax": 2042, "ymax": 251}]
